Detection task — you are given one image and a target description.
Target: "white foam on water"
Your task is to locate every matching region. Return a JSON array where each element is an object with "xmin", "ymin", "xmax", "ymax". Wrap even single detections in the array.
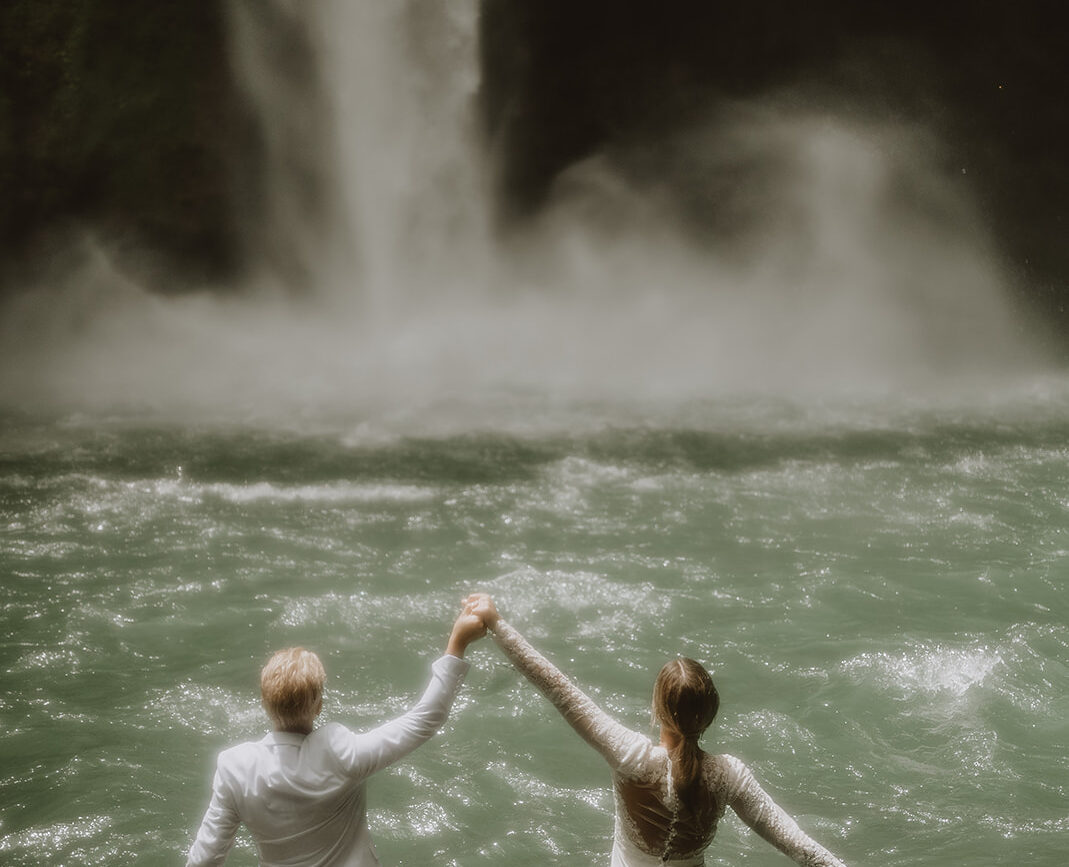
[
  {"xmin": 0, "ymin": 815, "xmax": 112, "ymax": 858},
  {"xmin": 144, "ymin": 681, "xmax": 264, "ymax": 739},
  {"xmin": 25, "ymin": 474, "xmax": 440, "ymax": 515},
  {"xmin": 484, "ymin": 567, "xmax": 670, "ymax": 634},
  {"xmin": 371, "ymin": 795, "xmax": 459, "ymax": 843},
  {"xmin": 841, "ymin": 642, "xmax": 1002, "ymax": 699},
  {"xmin": 726, "ymin": 709, "xmax": 819, "ymax": 756},
  {"xmin": 182, "ymin": 479, "xmax": 438, "ymax": 505},
  {"xmin": 978, "ymin": 813, "xmax": 1069, "ymax": 839},
  {"xmin": 278, "ymin": 591, "xmax": 376, "ymax": 628},
  {"xmin": 541, "ymin": 456, "xmax": 632, "ymax": 498},
  {"xmin": 277, "ymin": 586, "xmax": 469, "ymax": 631},
  {"xmin": 501, "ymin": 457, "xmax": 641, "ymax": 532},
  {"xmin": 8, "ymin": 647, "xmax": 81, "ymax": 674}
]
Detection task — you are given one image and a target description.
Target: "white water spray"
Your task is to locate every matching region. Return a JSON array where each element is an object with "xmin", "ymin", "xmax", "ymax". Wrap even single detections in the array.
[{"xmin": 0, "ymin": 1, "xmax": 1047, "ymax": 418}]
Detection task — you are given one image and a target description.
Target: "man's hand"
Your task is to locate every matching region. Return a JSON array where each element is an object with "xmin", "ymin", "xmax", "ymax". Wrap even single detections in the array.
[{"xmin": 445, "ymin": 605, "xmax": 487, "ymax": 658}]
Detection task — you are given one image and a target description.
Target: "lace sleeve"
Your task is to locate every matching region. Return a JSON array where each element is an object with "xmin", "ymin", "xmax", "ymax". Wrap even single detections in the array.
[
  {"xmin": 491, "ymin": 619, "xmax": 659, "ymax": 778},
  {"xmin": 721, "ymin": 755, "xmax": 847, "ymax": 867}
]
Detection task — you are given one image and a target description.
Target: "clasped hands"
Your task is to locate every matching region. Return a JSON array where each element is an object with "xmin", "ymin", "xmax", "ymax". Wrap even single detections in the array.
[{"xmin": 445, "ymin": 593, "xmax": 500, "ymax": 658}]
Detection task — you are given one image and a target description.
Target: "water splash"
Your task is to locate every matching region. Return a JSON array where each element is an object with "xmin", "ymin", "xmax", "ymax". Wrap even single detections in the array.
[{"xmin": 842, "ymin": 643, "xmax": 1002, "ymax": 699}]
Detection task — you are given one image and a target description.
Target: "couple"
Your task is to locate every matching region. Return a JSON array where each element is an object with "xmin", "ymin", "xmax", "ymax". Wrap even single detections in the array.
[{"xmin": 187, "ymin": 594, "xmax": 847, "ymax": 866}]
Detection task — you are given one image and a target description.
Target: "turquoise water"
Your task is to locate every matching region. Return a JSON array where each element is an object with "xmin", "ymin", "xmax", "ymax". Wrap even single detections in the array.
[{"xmin": 1, "ymin": 394, "xmax": 1066, "ymax": 865}]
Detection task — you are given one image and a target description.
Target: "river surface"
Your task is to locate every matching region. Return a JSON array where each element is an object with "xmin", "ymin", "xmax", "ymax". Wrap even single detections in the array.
[{"xmin": 1, "ymin": 392, "xmax": 1066, "ymax": 865}]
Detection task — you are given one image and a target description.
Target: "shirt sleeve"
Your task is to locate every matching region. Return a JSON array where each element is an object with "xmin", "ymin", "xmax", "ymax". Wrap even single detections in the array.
[
  {"xmin": 722, "ymin": 755, "xmax": 847, "ymax": 867},
  {"xmin": 491, "ymin": 618, "xmax": 659, "ymax": 779},
  {"xmin": 332, "ymin": 654, "xmax": 471, "ymax": 780},
  {"xmin": 186, "ymin": 764, "xmax": 241, "ymax": 867}
]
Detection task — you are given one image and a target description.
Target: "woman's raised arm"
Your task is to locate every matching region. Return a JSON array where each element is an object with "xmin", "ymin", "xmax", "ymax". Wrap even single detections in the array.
[
  {"xmin": 722, "ymin": 755, "xmax": 847, "ymax": 867},
  {"xmin": 468, "ymin": 594, "xmax": 658, "ymax": 778}
]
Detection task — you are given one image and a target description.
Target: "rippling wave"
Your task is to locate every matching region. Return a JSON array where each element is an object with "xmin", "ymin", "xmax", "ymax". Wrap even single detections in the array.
[{"xmin": 1, "ymin": 397, "xmax": 1066, "ymax": 864}]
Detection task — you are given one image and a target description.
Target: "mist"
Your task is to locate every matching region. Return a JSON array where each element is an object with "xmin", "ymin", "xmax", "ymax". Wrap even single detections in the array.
[{"xmin": 0, "ymin": 0, "xmax": 1049, "ymax": 425}]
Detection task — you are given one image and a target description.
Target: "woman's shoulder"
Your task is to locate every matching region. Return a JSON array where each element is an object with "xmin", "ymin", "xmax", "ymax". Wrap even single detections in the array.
[
  {"xmin": 607, "ymin": 726, "xmax": 665, "ymax": 763},
  {"xmin": 602, "ymin": 730, "xmax": 672, "ymax": 783},
  {"xmin": 702, "ymin": 753, "xmax": 751, "ymax": 791}
]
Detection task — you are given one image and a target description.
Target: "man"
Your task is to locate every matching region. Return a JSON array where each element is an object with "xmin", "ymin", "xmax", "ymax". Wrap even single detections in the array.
[{"xmin": 186, "ymin": 601, "xmax": 486, "ymax": 866}]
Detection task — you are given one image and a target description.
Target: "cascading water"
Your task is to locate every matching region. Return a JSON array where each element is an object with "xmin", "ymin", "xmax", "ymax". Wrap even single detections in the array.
[{"xmin": 229, "ymin": 0, "xmax": 490, "ymax": 313}]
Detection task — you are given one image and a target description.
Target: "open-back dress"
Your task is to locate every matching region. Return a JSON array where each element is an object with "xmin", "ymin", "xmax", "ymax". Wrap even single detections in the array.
[{"xmin": 492, "ymin": 619, "xmax": 847, "ymax": 867}]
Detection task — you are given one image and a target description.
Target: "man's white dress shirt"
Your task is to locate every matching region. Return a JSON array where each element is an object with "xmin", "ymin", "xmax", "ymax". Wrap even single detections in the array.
[{"xmin": 186, "ymin": 654, "xmax": 470, "ymax": 866}]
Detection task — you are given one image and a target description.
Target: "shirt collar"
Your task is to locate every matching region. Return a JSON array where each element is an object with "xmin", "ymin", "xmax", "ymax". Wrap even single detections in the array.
[{"xmin": 262, "ymin": 731, "xmax": 308, "ymax": 746}]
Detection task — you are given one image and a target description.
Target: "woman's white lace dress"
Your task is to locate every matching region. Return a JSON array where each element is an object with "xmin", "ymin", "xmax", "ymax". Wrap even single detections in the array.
[{"xmin": 492, "ymin": 619, "xmax": 847, "ymax": 867}]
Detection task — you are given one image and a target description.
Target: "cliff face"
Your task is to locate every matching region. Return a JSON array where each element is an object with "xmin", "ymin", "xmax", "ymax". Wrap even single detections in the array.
[{"xmin": 0, "ymin": 0, "xmax": 245, "ymax": 288}]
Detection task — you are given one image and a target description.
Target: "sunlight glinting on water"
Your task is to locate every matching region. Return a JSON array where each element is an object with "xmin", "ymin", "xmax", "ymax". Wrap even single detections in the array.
[
  {"xmin": 2, "ymin": 407, "xmax": 1068, "ymax": 864},
  {"xmin": 1, "ymin": 1, "xmax": 1066, "ymax": 865}
]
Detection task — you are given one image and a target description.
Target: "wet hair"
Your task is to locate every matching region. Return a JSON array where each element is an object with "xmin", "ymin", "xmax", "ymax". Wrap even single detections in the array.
[
  {"xmin": 261, "ymin": 647, "xmax": 326, "ymax": 733},
  {"xmin": 653, "ymin": 658, "xmax": 719, "ymax": 814}
]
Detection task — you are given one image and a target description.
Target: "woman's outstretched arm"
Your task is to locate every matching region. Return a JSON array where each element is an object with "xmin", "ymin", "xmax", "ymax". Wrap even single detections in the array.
[
  {"xmin": 468, "ymin": 594, "xmax": 657, "ymax": 777},
  {"xmin": 722, "ymin": 755, "xmax": 847, "ymax": 867}
]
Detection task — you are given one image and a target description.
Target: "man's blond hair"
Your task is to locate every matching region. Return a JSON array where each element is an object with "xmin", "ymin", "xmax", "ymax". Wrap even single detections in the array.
[{"xmin": 261, "ymin": 647, "xmax": 326, "ymax": 733}]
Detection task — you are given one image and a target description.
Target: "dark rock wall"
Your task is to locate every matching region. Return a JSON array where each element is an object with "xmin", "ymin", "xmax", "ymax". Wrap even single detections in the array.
[{"xmin": 0, "ymin": 0, "xmax": 245, "ymax": 288}]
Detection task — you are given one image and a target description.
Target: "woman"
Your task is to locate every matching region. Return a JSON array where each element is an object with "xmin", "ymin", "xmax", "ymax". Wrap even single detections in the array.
[{"xmin": 468, "ymin": 594, "xmax": 847, "ymax": 867}]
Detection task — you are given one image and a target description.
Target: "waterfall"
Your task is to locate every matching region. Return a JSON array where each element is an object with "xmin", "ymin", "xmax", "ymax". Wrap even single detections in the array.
[
  {"xmin": 229, "ymin": 0, "xmax": 490, "ymax": 315},
  {"xmin": 225, "ymin": 0, "xmax": 1037, "ymax": 396},
  {"xmin": 0, "ymin": 3, "xmax": 1046, "ymax": 414}
]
